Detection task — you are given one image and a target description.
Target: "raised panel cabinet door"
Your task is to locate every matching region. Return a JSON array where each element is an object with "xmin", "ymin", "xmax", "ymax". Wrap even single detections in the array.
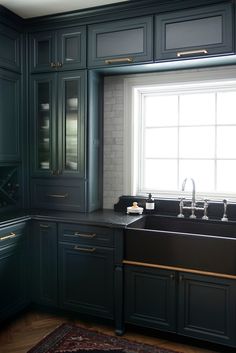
[
  {"xmin": 0, "ymin": 24, "xmax": 21, "ymax": 72},
  {"xmin": 178, "ymin": 272, "xmax": 236, "ymax": 346},
  {"xmin": 30, "ymin": 31, "xmax": 56, "ymax": 73},
  {"xmin": 125, "ymin": 265, "xmax": 176, "ymax": 332},
  {"xmin": 31, "ymin": 222, "xmax": 58, "ymax": 306},
  {"xmin": 88, "ymin": 16, "xmax": 153, "ymax": 67},
  {"xmin": 0, "ymin": 70, "xmax": 20, "ymax": 161},
  {"xmin": 57, "ymin": 26, "xmax": 86, "ymax": 70},
  {"xmin": 155, "ymin": 3, "xmax": 233, "ymax": 61},
  {"xmin": 59, "ymin": 243, "xmax": 114, "ymax": 319},
  {"xmin": 57, "ymin": 70, "xmax": 86, "ymax": 178},
  {"xmin": 30, "ymin": 73, "xmax": 57, "ymax": 177}
]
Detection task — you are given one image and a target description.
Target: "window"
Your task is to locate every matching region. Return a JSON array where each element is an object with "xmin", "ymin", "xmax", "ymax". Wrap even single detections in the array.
[{"xmin": 124, "ymin": 68, "xmax": 236, "ymax": 200}]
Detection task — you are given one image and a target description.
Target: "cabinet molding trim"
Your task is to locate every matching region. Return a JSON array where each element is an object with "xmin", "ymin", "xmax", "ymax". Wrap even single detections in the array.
[{"xmin": 123, "ymin": 260, "xmax": 236, "ymax": 280}]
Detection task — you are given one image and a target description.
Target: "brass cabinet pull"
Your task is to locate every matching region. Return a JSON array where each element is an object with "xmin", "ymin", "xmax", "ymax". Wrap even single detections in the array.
[
  {"xmin": 105, "ymin": 57, "xmax": 133, "ymax": 64},
  {"xmin": 40, "ymin": 224, "xmax": 49, "ymax": 228},
  {"xmin": 74, "ymin": 232, "xmax": 96, "ymax": 238},
  {"xmin": 50, "ymin": 62, "xmax": 57, "ymax": 68},
  {"xmin": 74, "ymin": 245, "xmax": 96, "ymax": 252},
  {"xmin": 47, "ymin": 193, "xmax": 68, "ymax": 199},
  {"xmin": 57, "ymin": 62, "xmax": 62, "ymax": 67},
  {"xmin": 0, "ymin": 232, "xmax": 16, "ymax": 241},
  {"xmin": 176, "ymin": 49, "xmax": 208, "ymax": 57},
  {"xmin": 170, "ymin": 274, "xmax": 175, "ymax": 280}
]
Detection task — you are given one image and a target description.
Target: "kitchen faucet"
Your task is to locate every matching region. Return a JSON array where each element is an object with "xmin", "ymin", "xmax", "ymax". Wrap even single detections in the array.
[{"xmin": 182, "ymin": 177, "xmax": 196, "ymax": 206}]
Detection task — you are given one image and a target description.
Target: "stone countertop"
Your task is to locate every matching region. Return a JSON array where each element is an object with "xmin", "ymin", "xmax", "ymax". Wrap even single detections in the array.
[{"xmin": 0, "ymin": 209, "xmax": 144, "ymax": 228}]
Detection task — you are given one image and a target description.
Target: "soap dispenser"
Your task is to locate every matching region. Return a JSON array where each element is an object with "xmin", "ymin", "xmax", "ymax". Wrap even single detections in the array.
[{"xmin": 145, "ymin": 193, "xmax": 155, "ymax": 212}]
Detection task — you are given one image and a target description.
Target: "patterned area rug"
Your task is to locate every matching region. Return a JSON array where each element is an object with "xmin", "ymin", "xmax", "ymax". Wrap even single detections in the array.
[{"xmin": 27, "ymin": 323, "xmax": 182, "ymax": 353}]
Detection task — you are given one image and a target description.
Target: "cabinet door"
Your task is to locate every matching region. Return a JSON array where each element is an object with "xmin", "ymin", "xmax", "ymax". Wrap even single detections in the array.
[
  {"xmin": 178, "ymin": 272, "xmax": 236, "ymax": 346},
  {"xmin": 30, "ymin": 73, "xmax": 57, "ymax": 176},
  {"xmin": 88, "ymin": 16, "xmax": 153, "ymax": 67},
  {"xmin": 155, "ymin": 3, "xmax": 233, "ymax": 61},
  {"xmin": 0, "ymin": 70, "xmax": 20, "ymax": 161},
  {"xmin": 57, "ymin": 71, "xmax": 85, "ymax": 178},
  {"xmin": 31, "ymin": 221, "xmax": 58, "ymax": 307},
  {"xmin": 59, "ymin": 243, "xmax": 114, "ymax": 319},
  {"xmin": 30, "ymin": 31, "xmax": 56, "ymax": 73},
  {"xmin": 0, "ymin": 23, "xmax": 21, "ymax": 72},
  {"xmin": 57, "ymin": 26, "xmax": 86, "ymax": 70},
  {"xmin": 0, "ymin": 223, "xmax": 28, "ymax": 322},
  {"xmin": 125, "ymin": 265, "xmax": 176, "ymax": 332}
]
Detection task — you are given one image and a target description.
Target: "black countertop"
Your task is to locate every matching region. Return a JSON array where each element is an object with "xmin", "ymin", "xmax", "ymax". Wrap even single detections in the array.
[{"xmin": 0, "ymin": 209, "xmax": 143, "ymax": 229}]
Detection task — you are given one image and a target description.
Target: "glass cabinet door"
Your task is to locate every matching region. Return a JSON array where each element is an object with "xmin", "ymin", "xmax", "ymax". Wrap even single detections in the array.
[
  {"xmin": 30, "ymin": 74, "xmax": 56, "ymax": 176},
  {"xmin": 58, "ymin": 71, "xmax": 85, "ymax": 177}
]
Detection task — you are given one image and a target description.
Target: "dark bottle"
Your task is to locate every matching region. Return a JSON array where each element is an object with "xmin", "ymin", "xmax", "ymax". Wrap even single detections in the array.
[{"xmin": 145, "ymin": 193, "xmax": 155, "ymax": 212}]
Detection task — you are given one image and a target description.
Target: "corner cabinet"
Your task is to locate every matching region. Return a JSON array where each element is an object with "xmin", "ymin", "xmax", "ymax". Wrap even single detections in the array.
[
  {"xmin": 29, "ymin": 26, "xmax": 86, "ymax": 73},
  {"xmin": 155, "ymin": 3, "xmax": 233, "ymax": 61},
  {"xmin": 88, "ymin": 16, "xmax": 153, "ymax": 68},
  {"xmin": 0, "ymin": 23, "xmax": 21, "ymax": 72}
]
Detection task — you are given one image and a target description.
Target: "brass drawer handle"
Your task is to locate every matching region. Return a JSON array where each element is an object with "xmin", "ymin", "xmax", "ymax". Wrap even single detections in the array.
[
  {"xmin": 74, "ymin": 245, "xmax": 96, "ymax": 252},
  {"xmin": 47, "ymin": 193, "xmax": 68, "ymax": 199},
  {"xmin": 40, "ymin": 224, "xmax": 49, "ymax": 228},
  {"xmin": 50, "ymin": 62, "xmax": 57, "ymax": 68},
  {"xmin": 176, "ymin": 49, "xmax": 208, "ymax": 57},
  {"xmin": 105, "ymin": 57, "xmax": 133, "ymax": 64},
  {"xmin": 0, "ymin": 232, "xmax": 16, "ymax": 241},
  {"xmin": 74, "ymin": 232, "xmax": 96, "ymax": 238}
]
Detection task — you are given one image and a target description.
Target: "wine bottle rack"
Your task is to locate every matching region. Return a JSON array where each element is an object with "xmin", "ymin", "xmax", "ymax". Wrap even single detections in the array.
[{"xmin": 0, "ymin": 166, "xmax": 20, "ymax": 208}]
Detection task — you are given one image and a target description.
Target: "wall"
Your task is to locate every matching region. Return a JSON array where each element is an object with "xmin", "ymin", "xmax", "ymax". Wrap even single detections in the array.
[{"xmin": 103, "ymin": 76, "xmax": 125, "ymax": 209}]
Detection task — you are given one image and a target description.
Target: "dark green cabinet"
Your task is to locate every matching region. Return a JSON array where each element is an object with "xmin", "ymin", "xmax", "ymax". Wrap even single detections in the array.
[
  {"xmin": 0, "ymin": 23, "xmax": 21, "ymax": 72},
  {"xmin": 0, "ymin": 70, "xmax": 21, "ymax": 162},
  {"xmin": 125, "ymin": 265, "xmax": 176, "ymax": 332},
  {"xmin": 155, "ymin": 3, "xmax": 233, "ymax": 61},
  {"xmin": 124, "ymin": 265, "xmax": 236, "ymax": 346},
  {"xmin": 178, "ymin": 272, "xmax": 236, "ymax": 347},
  {"xmin": 59, "ymin": 224, "xmax": 114, "ymax": 319},
  {"xmin": 0, "ymin": 222, "xmax": 28, "ymax": 322},
  {"xmin": 88, "ymin": 16, "xmax": 153, "ymax": 68},
  {"xmin": 29, "ymin": 26, "xmax": 86, "ymax": 73},
  {"xmin": 31, "ymin": 221, "xmax": 58, "ymax": 306}
]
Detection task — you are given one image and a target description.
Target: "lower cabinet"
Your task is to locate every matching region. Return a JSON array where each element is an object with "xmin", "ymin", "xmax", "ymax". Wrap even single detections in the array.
[
  {"xmin": 58, "ymin": 241, "xmax": 114, "ymax": 319},
  {"xmin": 31, "ymin": 221, "xmax": 58, "ymax": 307},
  {"xmin": 124, "ymin": 265, "xmax": 236, "ymax": 347},
  {"xmin": 0, "ymin": 222, "xmax": 29, "ymax": 322}
]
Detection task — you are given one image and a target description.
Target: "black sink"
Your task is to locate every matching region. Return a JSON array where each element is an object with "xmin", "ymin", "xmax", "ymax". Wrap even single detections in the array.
[{"xmin": 125, "ymin": 215, "xmax": 236, "ymax": 275}]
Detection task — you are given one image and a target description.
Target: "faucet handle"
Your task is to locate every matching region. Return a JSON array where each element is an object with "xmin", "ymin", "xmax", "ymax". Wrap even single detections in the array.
[
  {"xmin": 177, "ymin": 198, "xmax": 185, "ymax": 218},
  {"xmin": 202, "ymin": 199, "xmax": 209, "ymax": 220},
  {"xmin": 221, "ymin": 199, "xmax": 228, "ymax": 222}
]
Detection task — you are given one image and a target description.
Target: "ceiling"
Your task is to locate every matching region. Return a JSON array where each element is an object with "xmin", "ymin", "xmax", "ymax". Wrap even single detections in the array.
[{"xmin": 0, "ymin": 0, "xmax": 129, "ymax": 19}]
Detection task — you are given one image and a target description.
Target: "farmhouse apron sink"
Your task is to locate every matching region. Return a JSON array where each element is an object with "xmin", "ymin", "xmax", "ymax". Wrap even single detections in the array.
[{"xmin": 125, "ymin": 215, "xmax": 236, "ymax": 275}]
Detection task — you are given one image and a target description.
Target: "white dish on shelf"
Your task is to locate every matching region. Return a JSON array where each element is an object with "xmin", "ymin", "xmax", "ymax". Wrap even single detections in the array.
[
  {"xmin": 40, "ymin": 103, "xmax": 49, "ymax": 110},
  {"xmin": 67, "ymin": 98, "xmax": 78, "ymax": 108}
]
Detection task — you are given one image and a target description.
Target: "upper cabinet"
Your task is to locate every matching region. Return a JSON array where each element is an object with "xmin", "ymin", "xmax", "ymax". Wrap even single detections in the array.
[
  {"xmin": 88, "ymin": 16, "xmax": 153, "ymax": 68},
  {"xmin": 0, "ymin": 23, "xmax": 21, "ymax": 72},
  {"xmin": 29, "ymin": 26, "xmax": 86, "ymax": 73},
  {"xmin": 155, "ymin": 3, "xmax": 233, "ymax": 61}
]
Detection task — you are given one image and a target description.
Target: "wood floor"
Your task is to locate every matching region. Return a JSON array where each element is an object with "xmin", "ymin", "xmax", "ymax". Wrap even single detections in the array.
[{"xmin": 0, "ymin": 309, "xmax": 234, "ymax": 353}]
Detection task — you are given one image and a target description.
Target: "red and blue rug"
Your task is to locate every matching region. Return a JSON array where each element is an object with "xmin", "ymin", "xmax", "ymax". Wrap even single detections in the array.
[{"xmin": 27, "ymin": 323, "xmax": 182, "ymax": 353}]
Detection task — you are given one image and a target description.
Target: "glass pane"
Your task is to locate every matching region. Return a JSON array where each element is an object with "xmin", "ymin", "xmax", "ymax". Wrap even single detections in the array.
[
  {"xmin": 179, "ymin": 160, "xmax": 215, "ymax": 192},
  {"xmin": 144, "ymin": 95, "xmax": 178, "ymax": 127},
  {"xmin": 38, "ymin": 82, "xmax": 50, "ymax": 170},
  {"xmin": 38, "ymin": 40, "xmax": 50, "ymax": 65},
  {"xmin": 217, "ymin": 160, "xmax": 236, "ymax": 193},
  {"xmin": 179, "ymin": 93, "xmax": 215, "ymax": 125},
  {"xmin": 179, "ymin": 126, "xmax": 215, "ymax": 158},
  {"xmin": 145, "ymin": 128, "xmax": 178, "ymax": 158},
  {"xmin": 144, "ymin": 159, "xmax": 178, "ymax": 190},
  {"xmin": 65, "ymin": 37, "xmax": 79, "ymax": 62},
  {"xmin": 65, "ymin": 80, "xmax": 78, "ymax": 171},
  {"xmin": 217, "ymin": 126, "xmax": 236, "ymax": 158},
  {"xmin": 217, "ymin": 91, "xmax": 236, "ymax": 124}
]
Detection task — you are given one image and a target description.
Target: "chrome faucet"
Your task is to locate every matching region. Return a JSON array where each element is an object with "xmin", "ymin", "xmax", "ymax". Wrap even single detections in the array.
[{"xmin": 182, "ymin": 177, "xmax": 196, "ymax": 206}]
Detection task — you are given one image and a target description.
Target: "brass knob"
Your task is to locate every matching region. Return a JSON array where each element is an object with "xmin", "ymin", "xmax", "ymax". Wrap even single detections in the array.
[{"xmin": 50, "ymin": 62, "xmax": 57, "ymax": 68}]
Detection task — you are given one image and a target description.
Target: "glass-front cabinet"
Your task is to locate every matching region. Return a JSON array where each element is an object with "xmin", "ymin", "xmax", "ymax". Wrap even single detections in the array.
[{"xmin": 30, "ymin": 71, "xmax": 85, "ymax": 178}]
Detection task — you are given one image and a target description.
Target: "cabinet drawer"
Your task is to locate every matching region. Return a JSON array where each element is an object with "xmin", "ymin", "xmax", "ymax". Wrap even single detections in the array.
[
  {"xmin": 0, "ymin": 223, "xmax": 26, "ymax": 249},
  {"xmin": 30, "ymin": 179, "xmax": 85, "ymax": 212},
  {"xmin": 155, "ymin": 3, "xmax": 233, "ymax": 61},
  {"xmin": 59, "ymin": 223, "xmax": 114, "ymax": 247},
  {"xmin": 88, "ymin": 16, "xmax": 153, "ymax": 67}
]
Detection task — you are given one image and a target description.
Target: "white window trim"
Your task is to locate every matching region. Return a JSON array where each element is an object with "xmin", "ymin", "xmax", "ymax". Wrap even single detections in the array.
[{"xmin": 123, "ymin": 66, "xmax": 236, "ymax": 200}]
